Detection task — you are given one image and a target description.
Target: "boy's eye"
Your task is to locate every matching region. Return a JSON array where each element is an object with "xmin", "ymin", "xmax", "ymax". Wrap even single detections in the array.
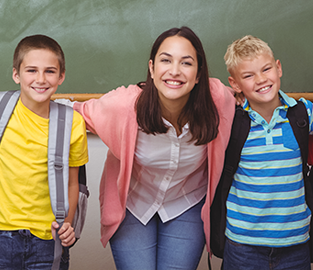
[
  {"xmin": 243, "ymin": 74, "xmax": 252, "ymax": 79},
  {"xmin": 46, "ymin": 70, "xmax": 56, "ymax": 74},
  {"xmin": 264, "ymin": 67, "xmax": 271, "ymax": 72},
  {"xmin": 26, "ymin": 69, "xmax": 36, "ymax": 73}
]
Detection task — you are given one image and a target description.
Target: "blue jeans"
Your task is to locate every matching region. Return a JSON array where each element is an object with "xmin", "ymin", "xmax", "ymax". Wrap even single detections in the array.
[
  {"xmin": 110, "ymin": 198, "xmax": 206, "ymax": 270},
  {"xmin": 223, "ymin": 237, "xmax": 311, "ymax": 270},
  {"xmin": 0, "ymin": 230, "xmax": 54, "ymax": 270}
]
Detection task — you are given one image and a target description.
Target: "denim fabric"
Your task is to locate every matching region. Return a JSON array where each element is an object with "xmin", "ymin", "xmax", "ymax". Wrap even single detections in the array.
[
  {"xmin": 223, "ymin": 237, "xmax": 311, "ymax": 270},
  {"xmin": 110, "ymin": 197, "xmax": 206, "ymax": 270},
  {"xmin": 0, "ymin": 230, "xmax": 54, "ymax": 270}
]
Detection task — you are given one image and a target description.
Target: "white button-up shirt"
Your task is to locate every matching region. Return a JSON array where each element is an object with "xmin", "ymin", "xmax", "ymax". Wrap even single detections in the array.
[{"xmin": 126, "ymin": 119, "xmax": 208, "ymax": 225}]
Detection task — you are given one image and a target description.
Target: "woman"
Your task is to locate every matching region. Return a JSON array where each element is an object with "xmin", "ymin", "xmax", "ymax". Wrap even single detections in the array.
[{"xmin": 74, "ymin": 26, "xmax": 235, "ymax": 269}]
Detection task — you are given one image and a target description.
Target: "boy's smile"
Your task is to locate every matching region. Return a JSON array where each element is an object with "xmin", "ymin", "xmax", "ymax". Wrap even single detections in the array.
[
  {"xmin": 229, "ymin": 53, "xmax": 282, "ymax": 120},
  {"xmin": 12, "ymin": 49, "xmax": 65, "ymax": 118}
]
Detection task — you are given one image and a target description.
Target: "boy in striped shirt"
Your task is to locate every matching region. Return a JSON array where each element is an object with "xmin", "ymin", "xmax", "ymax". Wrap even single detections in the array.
[{"xmin": 222, "ymin": 35, "xmax": 313, "ymax": 269}]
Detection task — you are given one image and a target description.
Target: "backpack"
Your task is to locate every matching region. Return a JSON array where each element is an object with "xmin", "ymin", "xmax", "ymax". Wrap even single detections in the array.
[
  {"xmin": 0, "ymin": 90, "xmax": 89, "ymax": 270},
  {"xmin": 210, "ymin": 102, "xmax": 313, "ymax": 261}
]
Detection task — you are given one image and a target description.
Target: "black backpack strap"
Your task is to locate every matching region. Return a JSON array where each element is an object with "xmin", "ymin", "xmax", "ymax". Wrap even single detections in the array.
[
  {"xmin": 288, "ymin": 101, "xmax": 313, "ymax": 262},
  {"xmin": 287, "ymin": 101, "xmax": 309, "ymax": 174},
  {"xmin": 224, "ymin": 106, "xmax": 251, "ymax": 178},
  {"xmin": 210, "ymin": 105, "xmax": 251, "ymax": 258},
  {"xmin": 286, "ymin": 101, "xmax": 313, "ymax": 207}
]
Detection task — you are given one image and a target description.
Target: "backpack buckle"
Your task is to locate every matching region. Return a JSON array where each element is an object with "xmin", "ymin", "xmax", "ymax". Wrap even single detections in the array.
[
  {"xmin": 54, "ymin": 160, "xmax": 64, "ymax": 170},
  {"xmin": 55, "ymin": 210, "xmax": 66, "ymax": 221}
]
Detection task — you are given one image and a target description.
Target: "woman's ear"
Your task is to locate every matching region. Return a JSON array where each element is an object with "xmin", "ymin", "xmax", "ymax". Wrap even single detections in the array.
[{"xmin": 149, "ymin": 60, "xmax": 154, "ymax": 79}]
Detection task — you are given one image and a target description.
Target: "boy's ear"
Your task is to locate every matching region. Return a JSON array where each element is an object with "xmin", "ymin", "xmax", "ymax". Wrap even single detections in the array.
[
  {"xmin": 12, "ymin": 68, "xmax": 20, "ymax": 84},
  {"xmin": 276, "ymin": 59, "xmax": 283, "ymax": 78},
  {"xmin": 228, "ymin": 76, "xmax": 242, "ymax": 93},
  {"xmin": 58, "ymin": 72, "xmax": 65, "ymax": 85}
]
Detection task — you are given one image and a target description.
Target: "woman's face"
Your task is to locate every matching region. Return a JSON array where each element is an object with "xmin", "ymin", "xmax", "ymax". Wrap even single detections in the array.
[{"xmin": 149, "ymin": 35, "xmax": 199, "ymax": 108}]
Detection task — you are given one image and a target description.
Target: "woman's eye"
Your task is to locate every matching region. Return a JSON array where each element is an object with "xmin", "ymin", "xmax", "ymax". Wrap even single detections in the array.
[
  {"xmin": 182, "ymin": 61, "xmax": 192, "ymax": 66},
  {"xmin": 161, "ymin": 59, "xmax": 170, "ymax": 63}
]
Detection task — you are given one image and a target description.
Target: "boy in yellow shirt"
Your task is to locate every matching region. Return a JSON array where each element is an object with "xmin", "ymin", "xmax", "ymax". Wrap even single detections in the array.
[{"xmin": 0, "ymin": 35, "xmax": 88, "ymax": 269}]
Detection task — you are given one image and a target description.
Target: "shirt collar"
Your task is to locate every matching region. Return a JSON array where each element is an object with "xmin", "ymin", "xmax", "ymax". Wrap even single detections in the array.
[
  {"xmin": 162, "ymin": 118, "xmax": 190, "ymax": 137},
  {"xmin": 242, "ymin": 90, "xmax": 297, "ymax": 112}
]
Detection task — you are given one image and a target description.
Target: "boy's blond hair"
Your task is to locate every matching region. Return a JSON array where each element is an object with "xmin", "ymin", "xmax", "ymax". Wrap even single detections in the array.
[
  {"xmin": 13, "ymin": 34, "xmax": 65, "ymax": 75},
  {"xmin": 224, "ymin": 35, "xmax": 274, "ymax": 74}
]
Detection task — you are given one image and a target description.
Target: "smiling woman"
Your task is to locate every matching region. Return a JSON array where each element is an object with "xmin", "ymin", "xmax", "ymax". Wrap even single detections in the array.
[
  {"xmin": 73, "ymin": 26, "xmax": 236, "ymax": 270},
  {"xmin": 148, "ymin": 35, "xmax": 199, "ymax": 135}
]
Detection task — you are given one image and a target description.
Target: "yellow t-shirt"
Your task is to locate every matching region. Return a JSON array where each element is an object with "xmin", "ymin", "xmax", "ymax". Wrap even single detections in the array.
[{"xmin": 0, "ymin": 99, "xmax": 88, "ymax": 240}]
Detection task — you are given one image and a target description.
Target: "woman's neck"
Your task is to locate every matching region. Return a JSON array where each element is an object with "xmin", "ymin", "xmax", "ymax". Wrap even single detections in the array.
[{"xmin": 161, "ymin": 102, "xmax": 187, "ymax": 136}]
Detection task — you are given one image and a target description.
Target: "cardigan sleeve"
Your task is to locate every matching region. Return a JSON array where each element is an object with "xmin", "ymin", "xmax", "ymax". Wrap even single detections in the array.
[
  {"xmin": 202, "ymin": 78, "xmax": 235, "ymax": 252},
  {"xmin": 73, "ymin": 85, "xmax": 141, "ymax": 157}
]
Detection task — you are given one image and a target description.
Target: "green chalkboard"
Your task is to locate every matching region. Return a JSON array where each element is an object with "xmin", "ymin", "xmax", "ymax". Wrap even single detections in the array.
[{"xmin": 0, "ymin": 0, "xmax": 312, "ymax": 93}]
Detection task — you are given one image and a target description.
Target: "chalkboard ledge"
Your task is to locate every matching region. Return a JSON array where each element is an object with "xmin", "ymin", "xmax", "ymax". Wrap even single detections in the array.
[{"xmin": 51, "ymin": 93, "xmax": 313, "ymax": 102}]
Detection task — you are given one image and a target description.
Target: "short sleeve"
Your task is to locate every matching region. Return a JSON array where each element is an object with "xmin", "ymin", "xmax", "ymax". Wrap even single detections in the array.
[
  {"xmin": 299, "ymin": 97, "xmax": 313, "ymax": 133},
  {"xmin": 69, "ymin": 110, "xmax": 89, "ymax": 167}
]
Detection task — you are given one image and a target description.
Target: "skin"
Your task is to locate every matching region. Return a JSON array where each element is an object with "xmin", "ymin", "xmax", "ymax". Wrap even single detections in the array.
[
  {"xmin": 228, "ymin": 53, "xmax": 283, "ymax": 123},
  {"xmin": 12, "ymin": 49, "xmax": 65, "ymax": 118},
  {"xmin": 149, "ymin": 35, "xmax": 199, "ymax": 135},
  {"xmin": 52, "ymin": 166, "xmax": 79, "ymax": 247},
  {"xmin": 12, "ymin": 49, "xmax": 78, "ymax": 247}
]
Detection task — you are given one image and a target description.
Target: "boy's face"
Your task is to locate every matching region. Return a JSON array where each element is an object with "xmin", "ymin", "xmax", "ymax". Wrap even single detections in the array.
[
  {"xmin": 228, "ymin": 53, "xmax": 282, "ymax": 112},
  {"xmin": 12, "ymin": 49, "xmax": 65, "ymax": 117}
]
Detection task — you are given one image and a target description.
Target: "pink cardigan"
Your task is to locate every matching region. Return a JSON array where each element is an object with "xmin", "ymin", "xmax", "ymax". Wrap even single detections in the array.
[{"xmin": 74, "ymin": 78, "xmax": 235, "ymax": 252}]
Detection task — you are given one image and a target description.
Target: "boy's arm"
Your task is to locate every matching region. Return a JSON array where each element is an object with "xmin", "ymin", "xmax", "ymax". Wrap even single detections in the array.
[
  {"xmin": 51, "ymin": 166, "xmax": 79, "ymax": 246},
  {"xmin": 65, "ymin": 166, "xmax": 79, "ymax": 225}
]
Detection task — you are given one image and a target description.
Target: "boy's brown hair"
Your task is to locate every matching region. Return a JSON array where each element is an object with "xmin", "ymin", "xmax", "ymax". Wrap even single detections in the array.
[
  {"xmin": 224, "ymin": 35, "xmax": 274, "ymax": 75},
  {"xmin": 13, "ymin": 34, "xmax": 65, "ymax": 75}
]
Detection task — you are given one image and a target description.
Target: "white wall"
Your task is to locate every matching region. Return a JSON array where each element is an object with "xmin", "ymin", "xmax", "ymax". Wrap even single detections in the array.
[{"xmin": 69, "ymin": 133, "xmax": 222, "ymax": 270}]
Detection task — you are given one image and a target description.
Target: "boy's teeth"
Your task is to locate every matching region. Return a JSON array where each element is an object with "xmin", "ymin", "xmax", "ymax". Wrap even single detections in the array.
[
  {"xmin": 259, "ymin": 86, "xmax": 270, "ymax": 92},
  {"xmin": 166, "ymin": 81, "xmax": 181, "ymax": 85},
  {"xmin": 33, "ymin": 87, "xmax": 47, "ymax": 93}
]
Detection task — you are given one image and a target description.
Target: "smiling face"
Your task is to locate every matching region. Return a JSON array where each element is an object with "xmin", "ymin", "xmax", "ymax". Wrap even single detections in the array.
[
  {"xmin": 149, "ymin": 35, "xmax": 199, "ymax": 110},
  {"xmin": 228, "ymin": 52, "xmax": 282, "ymax": 113},
  {"xmin": 12, "ymin": 49, "xmax": 65, "ymax": 118}
]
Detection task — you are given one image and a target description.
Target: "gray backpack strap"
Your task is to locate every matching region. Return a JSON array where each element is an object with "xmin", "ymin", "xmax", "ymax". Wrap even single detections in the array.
[
  {"xmin": 48, "ymin": 101, "xmax": 73, "ymax": 270},
  {"xmin": 0, "ymin": 90, "xmax": 20, "ymax": 143}
]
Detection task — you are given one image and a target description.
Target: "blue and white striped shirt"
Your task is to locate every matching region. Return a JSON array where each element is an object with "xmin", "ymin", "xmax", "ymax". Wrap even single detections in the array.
[{"xmin": 225, "ymin": 90, "xmax": 313, "ymax": 247}]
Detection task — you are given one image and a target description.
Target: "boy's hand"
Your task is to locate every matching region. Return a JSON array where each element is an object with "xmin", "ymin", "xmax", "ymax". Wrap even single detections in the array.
[{"xmin": 51, "ymin": 221, "xmax": 75, "ymax": 247}]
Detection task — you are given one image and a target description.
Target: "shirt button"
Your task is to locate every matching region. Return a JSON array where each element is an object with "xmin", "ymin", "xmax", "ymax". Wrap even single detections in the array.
[
  {"xmin": 261, "ymin": 120, "xmax": 265, "ymax": 124},
  {"xmin": 267, "ymin": 129, "xmax": 270, "ymax": 133}
]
